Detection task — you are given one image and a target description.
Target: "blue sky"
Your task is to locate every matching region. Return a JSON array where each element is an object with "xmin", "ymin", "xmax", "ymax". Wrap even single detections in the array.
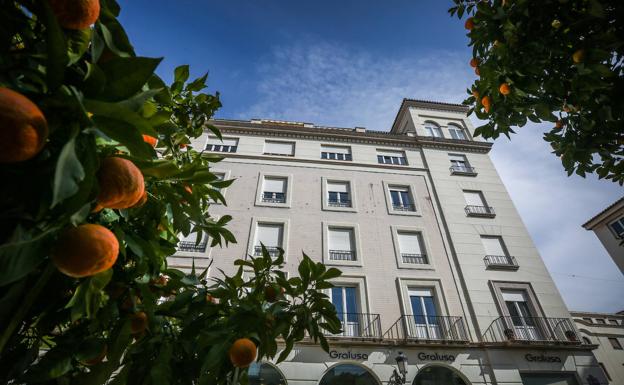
[{"xmin": 119, "ymin": 0, "xmax": 624, "ymax": 312}]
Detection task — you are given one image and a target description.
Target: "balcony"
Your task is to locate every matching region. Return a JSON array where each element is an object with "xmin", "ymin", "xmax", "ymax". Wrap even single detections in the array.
[
  {"xmin": 392, "ymin": 203, "xmax": 416, "ymax": 212},
  {"xmin": 449, "ymin": 165, "xmax": 477, "ymax": 176},
  {"xmin": 254, "ymin": 246, "xmax": 281, "ymax": 258},
  {"xmin": 384, "ymin": 315, "xmax": 469, "ymax": 343},
  {"xmin": 401, "ymin": 253, "xmax": 428, "ymax": 265},
  {"xmin": 177, "ymin": 241, "xmax": 208, "ymax": 253},
  {"xmin": 329, "ymin": 250, "xmax": 356, "ymax": 261},
  {"xmin": 483, "ymin": 316, "xmax": 581, "ymax": 345},
  {"xmin": 328, "ymin": 199, "xmax": 352, "ymax": 208},
  {"xmin": 324, "ymin": 313, "xmax": 382, "ymax": 339},
  {"xmin": 484, "ymin": 255, "xmax": 519, "ymax": 270},
  {"xmin": 262, "ymin": 192, "xmax": 286, "ymax": 204},
  {"xmin": 465, "ymin": 205, "xmax": 496, "ymax": 218}
]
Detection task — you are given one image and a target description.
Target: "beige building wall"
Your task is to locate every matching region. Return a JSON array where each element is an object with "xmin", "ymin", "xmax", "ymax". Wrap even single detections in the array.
[{"xmin": 583, "ymin": 199, "xmax": 624, "ymax": 275}]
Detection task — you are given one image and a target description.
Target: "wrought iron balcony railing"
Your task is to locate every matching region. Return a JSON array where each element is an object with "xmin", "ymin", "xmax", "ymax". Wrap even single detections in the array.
[
  {"xmin": 401, "ymin": 253, "xmax": 428, "ymax": 264},
  {"xmin": 465, "ymin": 205, "xmax": 496, "ymax": 218},
  {"xmin": 329, "ymin": 250, "xmax": 356, "ymax": 261},
  {"xmin": 254, "ymin": 246, "xmax": 281, "ymax": 257},
  {"xmin": 177, "ymin": 241, "xmax": 208, "ymax": 253},
  {"xmin": 324, "ymin": 313, "xmax": 382, "ymax": 339},
  {"xmin": 392, "ymin": 203, "xmax": 416, "ymax": 212},
  {"xmin": 328, "ymin": 199, "xmax": 352, "ymax": 208},
  {"xmin": 383, "ymin": 315, "xmax": 469, "ymax": 342},
  {"xmin": 262, "ymin": 192, "xmax": 286, "ymax": 203},
  {"xmin": 483, "ymin": 316, "xmax": 581, "ymax": 344},
  {"xmin": 449, "ymin": 165, "xmax": 477, "ymax": 176},
  {"xmin": 484, "ymin": 255, "xmax": 519, "ymax": 270}
]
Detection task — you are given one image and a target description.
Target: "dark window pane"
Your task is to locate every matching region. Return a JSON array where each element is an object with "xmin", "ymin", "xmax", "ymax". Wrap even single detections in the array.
[{"xmin": 390, "ymin": 190, "xmax": 401, "ymax": 205}]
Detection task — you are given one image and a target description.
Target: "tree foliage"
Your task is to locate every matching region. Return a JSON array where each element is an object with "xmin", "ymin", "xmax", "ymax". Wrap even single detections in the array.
[
  {"xmin": 450, "ymin": 0, "xmax": 624, "ymax": 184},
  {"xmin": 0, "ymin": 1, "xmax": 341, "ymax": 383}
]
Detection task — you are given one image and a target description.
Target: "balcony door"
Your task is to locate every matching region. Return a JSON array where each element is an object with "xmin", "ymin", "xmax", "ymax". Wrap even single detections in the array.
[
  {"xmin": 408, "ymin": 288, "xmax": 440, "ymax": 339},
  {"xmin": 330, "ymin": 286, "xmax": 360, "ymax": 337},
  {"xmin": 502, "ymin": 290, "xmax": 542, "ymax": 341}
]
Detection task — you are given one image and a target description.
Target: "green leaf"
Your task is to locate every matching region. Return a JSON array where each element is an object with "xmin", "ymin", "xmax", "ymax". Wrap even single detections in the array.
[
  {"xmin": 41, "ymin": 0, "xmax": 68, "ymax": 90},
  {"xmin": 174, "ymin": 65, "xmax": 190, "ymax": 83},
  {"xmin": 67, "ymin": 28, "xmax": 93, "ymax": 64},
  {"xmin": 186, "ymin": 73, "xmax": 208, "ymax": 92},
  {"xmin": 51, "ymin": 129, "xmax": 85, "ymax": 207},
  {"xmin": 99, "ymin": 56, "xmax": 163, "ymax": 101},
  {"xmin": 0, "ymin": 227, "xmax": 56, "ymax": 286},
  {"xmin": 85, "ymin": 98, "xmax": 156, "ymax": 136}
]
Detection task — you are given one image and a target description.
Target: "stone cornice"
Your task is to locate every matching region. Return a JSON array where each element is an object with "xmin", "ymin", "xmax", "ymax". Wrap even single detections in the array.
[{"xmin": 390, "ymin": 98, "xmax": 470, "ymax": 133}]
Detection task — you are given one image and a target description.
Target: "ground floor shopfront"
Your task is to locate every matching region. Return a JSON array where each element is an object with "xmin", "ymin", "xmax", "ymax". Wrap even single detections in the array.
[{"xmin": 248, "ymin": 342, "xmax": 609, "ymax": 385}]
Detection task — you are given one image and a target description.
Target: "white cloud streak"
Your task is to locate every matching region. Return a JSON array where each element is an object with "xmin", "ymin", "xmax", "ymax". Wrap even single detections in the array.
[{"xmin": 241, "ymin": 41, "xmax": 624, "ymax": 312}]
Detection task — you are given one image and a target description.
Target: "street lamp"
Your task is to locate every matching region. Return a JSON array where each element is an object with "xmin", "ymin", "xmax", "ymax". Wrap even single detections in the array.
[{"xmin": 394, "ymin": 351, "xmax": 408, "ymax": 384}]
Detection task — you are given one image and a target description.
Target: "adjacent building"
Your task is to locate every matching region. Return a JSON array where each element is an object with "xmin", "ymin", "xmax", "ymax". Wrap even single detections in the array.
[
  {"xmin": 583, "ymin": 198, "xmax": 624, "ymax": 275},
  {"xmin": 572, "ymin": 311, "xmax": 624, "ymax": 384},
  {"xmin": 173, "ymin": 99, "xmax": 609, "ymax": 385}
]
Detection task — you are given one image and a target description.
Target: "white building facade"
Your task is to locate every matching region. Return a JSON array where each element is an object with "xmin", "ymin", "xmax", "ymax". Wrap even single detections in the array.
[
  {"xmin": 583, "ymin": 198, "xmax": 624, "ymax": 275},
  {"xmin": 174, "ymin": 99, "xmax": 608, "ymax": 385}
]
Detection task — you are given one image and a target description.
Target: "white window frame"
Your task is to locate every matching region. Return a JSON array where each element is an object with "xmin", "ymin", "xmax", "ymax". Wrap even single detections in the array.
[
  {"xmin": 208, "ymin": 169, "xmax": 231, "ymax": 205},
  {"xmin": 490, "ymin": 281, "xmax": 545, "ymax": 320},
  {"xmin": 263, "ymin": 140, "xmax": 295, "ymax": 156},
  {"xmin": 382, "ymin": 181, "xmax": 420, "ymax": 216},
  {"xmin": 448, "ymin": 124, "xmax": 468, "ymax": 140},
  {"xmin": 247, "ymin": 217, "xmax": 289, "ymax": 261},
  {"xmin": 424, "ymin": 121, "xmax": 444, "ymax": 138},
  {"xmin": 321, "ymin": 177, "xmax": 357, "ymax": 213},
  {"xmin": 254, "ymin": 172, "xmax": 293, "ymax": 208},
  {"xmin": 396, "ymin": 278, "xmax": 449, "ymax": 319},
  {"xmin": 322, "ymin": 222, "xmax": 363, "ymax": 267},
  {"xmin": 390, "ymin": 225, "xmax": 434, "ymax": 270},
  {"xmin": 326, "ymin": 275, "xmax": 371, "ymax": 336},
  {"xmin": 376, "ymin": 149, "xmax": 408, "ymax": 166},
  {"xmin": 609, "ymin": 217, "xmax": 624, "ymax": 239},
  {"xmin": 449, "ymin": 153, "xmax": 477, "ymax": 175},
  {"xmin": 205, "ymin": 136, "xmax": 239, "ymax": 153},
  {"xmin": 320, "ymin": 145, "xmax": 352, "ymax": 161}
]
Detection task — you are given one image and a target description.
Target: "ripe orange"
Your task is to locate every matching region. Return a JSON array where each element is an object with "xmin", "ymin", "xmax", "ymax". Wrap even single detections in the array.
[
  {"xmin": 49, "ymin": 0, "xmax": 100, "ymax": 30},
  {"xmin": 265, "ymin": 286, "xmax": 278, "ymax": 302},
  {"xmin": 481, "ymin": 96, "xmax": 492, "ymax": 113},
  {"xmin": 464, "ymin": 17, "xmax": 474, "ymax": 30},
  {"xmin": 0, "ymin": 87, "xmax": 48, "ymax": 163},
  {"xmin": 96, "ymin": 157, "xmax": 145, "ymax": 209},
  {"xmin": 130, "ymin": 312, "xmax": 148, "ymax": 334},
  {"xmin": 555, "ymin": 120, "xmax": 563, "ymax": 129},
  {"xmin": 499, "ymin": 83, "xmax": 511, "ymax": 95},
  {"xmin": 469, "ymin": 58, "xmax": 479, "ymax": 68},
  {"xmin": 228, "ymin": 338, "xmax": 257, "ymax": 368},
  {"xmin": 472, "ymin": 89, "xmax": 480, "ymax": 100},
  {"xmin": 474, "ymin": 67, "xmax": 480, "ymax": 76},
  {"xmin": 206, "ymin": 294, "xmax": 217, "ymax": 303},
  {"xmin": 143, "ymin": 135, "xmax": 158, "ymax": 148},
  {"xmin": 81, "ymin": 344, "xmax": 107, "ymax": 366},
  {"xmin": 572, "ymin": 49, "xmax": 585, "ymax": 63},
  {"xmin": 179, "ymin": 143, "xmax": 187, "ymax": 149},
  {"xmin": 132, "ymin": 191, "xmax": 148, "ymax": 208},
  {"xmin": 51, "ymin": 224, "xmax": 119, "ymax": 278}
]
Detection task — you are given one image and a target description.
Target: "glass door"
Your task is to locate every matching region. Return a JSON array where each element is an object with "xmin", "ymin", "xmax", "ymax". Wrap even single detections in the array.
[
  {"xmin": 408, "ymin": 288, "xmax": 440, "ymax": 339},
  {"xmin": 502, "ymin": 290, "xmax": 542, "ymax": 341},
  {"xmin": 331, "ymin": 286, "xmax": 360, "ymax": 337}
]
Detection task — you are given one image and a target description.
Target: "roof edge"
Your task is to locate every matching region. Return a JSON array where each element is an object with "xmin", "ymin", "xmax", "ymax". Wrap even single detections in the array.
[{"xmin": 582, "ymin": 197, "xmax": 624, "ymax": 230}]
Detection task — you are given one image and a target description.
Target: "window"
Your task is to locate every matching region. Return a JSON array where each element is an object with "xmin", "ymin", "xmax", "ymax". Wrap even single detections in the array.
[
  {"xmin": 609, "ymin": 337, "xmax": 622, "ymax": 349},
  {"xmin": 609, "ymin": 319, "xmax": 619, "ymax": 325},
  {"xmin": 321, "ymin": 145, "xmax": 352, "ymax": 161},
  {"xmin": 449, "ymin": 154, "xmax": 476, "ymax": 175},
  {"xmin": 205, "ymin": 136, "xmax": 238, "ymax": 153},
  {"xmin": 599, "ymin": 362, "xmax": 612, "ymax": 381},
  {"xmin": 463, "ymin": 190, "xmax": 494, "ymax": 217},
  {"xmin": 596, "ymin": 318, "xmax": 606, "ymax": 324},
  {"xmin": 408, "ymin": 288, "xmax": 440, "ymax": 339},
  {"xmin": 583, "ymin": 317, "xmax": 593, "ymax": 323},
  {"xmin": 377, "ymin": 150, "xmax": 407, "ymax": 165},
  {"xmin": 389, "ymin": 186, "xmax": 415, "ymax": 211},
  {"xmin": 481, "ymin": 236, "xmax": 516, "ymax": 268},
  {"xmin": 397, "ymin": 232, "xmax": 427, "ymax": 264},
  {"xmin": 502, "ymin": 290, "xmax": 542, "ymax": 341},
  {"xmin": 328, "ymin": 228, "xmax": 356, "ymax": 261},
  {"xmin": 327, "ymin": 181, "xmax": 351, "ymax": 208},
  {"xmin": 424, "ymin": 121, "xmax": 443, "ymax": 138},
  {"xmin": 262, "ymin": 177, "xmax": 287, "ymax": 204},
  {"xmin": 330, "ymin": 286, "xmax": 360, "ymax": 336},
  {"xmin": 319, "ymin": 364, "xmax": 378, "ymax": 385},
  {"xmin": 177, "ymin": 232, "xmax": 208, "ymax": 253},
  {"xmin": 448, "ymin": 124, "xmax": 467, "ymax": 140},
  {"xmin": 254, "ymin": 223, "xmax": 283, "ymax": 258},
  {"xmin": 582, "ymin": 337, "xmax": 592, "ymax": 344},
  {"xmin": 248, "ymin": 362, "xmax": 287, "ymax": 385},
  {"xmin": 610, "ymin": 217, "xmax": 624, "ymax": 238},
  {"xmin": 264, "ymin": 140, "xmax": 294, "ymax": 156}
]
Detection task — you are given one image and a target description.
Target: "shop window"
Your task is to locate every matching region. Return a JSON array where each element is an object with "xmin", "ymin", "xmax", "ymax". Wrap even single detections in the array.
[
  {"xmin": 248, "ymin": 362, "xmax": 287, "ymax": 385},
  {"xmin": 413, "ymin": 365, "xmax": 467, "ymax": 385},
  {"xmin": 319, "ymin": 364, "xmax": 379, "ymax": 385}
]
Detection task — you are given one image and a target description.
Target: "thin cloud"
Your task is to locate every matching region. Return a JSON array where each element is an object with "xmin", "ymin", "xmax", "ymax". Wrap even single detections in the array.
[{"xmin": 242, "ymin": 41, "xmax": 624, "ymax": 312}]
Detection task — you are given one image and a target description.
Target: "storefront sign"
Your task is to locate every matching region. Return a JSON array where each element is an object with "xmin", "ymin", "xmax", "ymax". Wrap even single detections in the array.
[
  {"xmin": 417, "ymin": 352, "xmax": 455, "ymax": 362},
  {"xmin": 329, "ymin": 350, "xmax": 369, "ymax": 360},
  {"xmin": 524, "ymin": 353, "xmax": 562, "ymax": 363}
]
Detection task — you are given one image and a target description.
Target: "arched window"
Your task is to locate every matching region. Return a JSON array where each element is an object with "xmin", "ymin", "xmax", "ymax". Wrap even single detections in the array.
[
  {"xmin": 448, "ymin": 124, "xmax": 467, "ymax": 140},
  {"xmin": 424, "ymin": 122, "xmax": 443, "ymax": 138},
  {"xmin": 248, "ymin": 362, "xmax": 287, "ymax": 385},
  {"xmin": 319, "ymin": 364, "xmax": 380, "ymax": 385},
  {"xmin": 582, "ymin": 337, "xmax": 592, "ymax": 345},
  {"xmin": 413, "ymin": 365, "xmax": 469, "ymax": 385}
]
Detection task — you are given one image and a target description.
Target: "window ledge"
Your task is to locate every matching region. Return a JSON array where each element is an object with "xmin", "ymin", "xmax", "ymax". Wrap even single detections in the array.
[
  {"xmin": 254, "ymin": 201, "xmax": 291, "ymax": 208},
  {"xmin": 450, "ymin": 170, "xmax": 478, "ymax": 177}
]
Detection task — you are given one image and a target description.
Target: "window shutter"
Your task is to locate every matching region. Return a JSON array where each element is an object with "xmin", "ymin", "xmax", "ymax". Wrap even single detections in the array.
[
  {"xmin": 327, "ymin": 181, "xmax": 349, "ymax": 193},
  {"xmin": 264, "ymin": 141, "xmax": 294, "ymax": 155},
  {"xmin": 481, "ymin": 236, "xmax": 506, "ymax": 255},
  {"xmin": 321, "ymin": 145, "xmax": 350, "ymax": 154},
  {"xmin": 263, "ymin": 177, "xmax": 286, "ymax": 193},
  {"xmin": 397, "ymin": 232, "xmax": 422, "ymax": 254},
  {"xmin": 501, "ymin": 290, "xmax": 527, "ymax": 302},
  {"xmin": 377, "ymin": 150, "xmax": 404, "ymax": 157},
  {"xmin": 255, "ymin": 224, "xmax": 283, "ymax": 247},
  {"xmin": 463, "ymin": 191, "xmax": 484, "ymax": 206},
  {"xmin": 408, "ymin": 288, "xmax": 433, "ymax": 297},
  {"xmin": 449, "ymin": 154, "xmax": 466, "ymax": 162},
  {"xmin": 328, "ymin": 228, "xmax": 353, "ymax": 251},
  {"xmin": 207, "ymin": 137, "xmax": 238, "ymax": 146}
]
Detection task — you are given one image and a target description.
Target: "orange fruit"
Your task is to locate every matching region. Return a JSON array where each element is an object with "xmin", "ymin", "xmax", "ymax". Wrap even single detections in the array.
[
  {"xmin": 481, "ymin": 96, "xmax": 491, "ymax": 113},
  {"xmin": 474, "ymin": 67, "xmax": 480, "ymax": 76},
  {"xmin": 132, "ymin": 191, "xmax": 148, "ymax": 208},
  {"xmin": 0, "ymin": 87, "xmax": 48, "ymax": 163},
  {"xmin": 465, "ymin": 17, "xmax": 474, "ymax": 30},
  {"xmin": 572, "ymin": 49, "xmax": 585, "ymax": 63},
  {"xmin": 179, "ymin": 143, "xmax": 187, "ymax": 149},
  {"xmin": 469, "ymin": 58, "xmax": 479, "ymax": 68},
  {"xmin": 51, "ymin": 224, "xmax": 119, "ymax": 278},
  {"xmin": 48, "ymin": 0, "xmax": 100, "ymax": 30},
  {"xmin": 206, "ymin": 294, "xmax": 217, "ymax": 303},
  {"xmin": 142, "ymin": 135, "xmax": 158, "ymax": 148},
  {"xmin": 555, "ymin": 120, "xmax": 563, "ymax": 129},
  {"xmin": 499, "ymin": 83, "xmax": 511, "ymax": 95},
  {"xmin": 81, "ymin": 344, "xmax": 107, "ymax": 366},
  {"xmin": 130, "ymin": 312, "xmax": 148, "ymax": 334},
  {"xmin": 96, "ymin": 157, "xmax": 145, "ymax": 209},
  {"xmin": 472, "ymin": 89, "xmax": 480, "ymax": 100},
  {"xmin": 265, "ymin": 286, "xmax": 278, "ymax": 302},
  {"xmin": 228, "ymin": 338, "xmax": 257, "ymax": 368}
]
